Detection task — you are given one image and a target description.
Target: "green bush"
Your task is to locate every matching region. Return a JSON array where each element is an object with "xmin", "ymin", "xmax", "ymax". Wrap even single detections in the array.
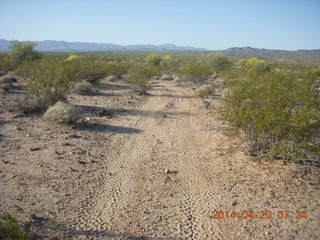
[
  {"xmin": 128, "ymin": 65, "xmax": 156, "ymax": 94},
  {"xmin": 43, "ymin": 101, "xmax": 80, "ymax": 124},
  {"xmin": 65, "ymin": 58, "xmax": 107, "ymax": 83},
  {"xmin": 0, "ymin": 54, "xmax": 12, "ymax": 71},
  {"xmin": 241, "ymin": 58, "xmax": 272, "ymax": 74},
  {"xmin": 311, "ymin": 66, "xmax": 320, "ymax": 77},
  {"xmin": 179, "ymin": 61, "xmax": 212, "ymax": 82},
  {"xmin": 160, "ymin": 55, "xmax": 181, "ymax": 72},
  {"xmin": 145, "ymin": 54, "xmax": 163, "ymax": 67},
  {"xmin": 221, "ymin": 70, "xmax": 320, "ymax": 159},
  {"xmin": 195, "ymin": 84, "xmax": 216, "ymax": 97},
  {"xmin": 0, "ymin": 213, "xmax": 29, "ymax": 240},
  {"xmin": 7, "ymin": 41, "xmax": 41, "ymax": 68},
  {"xmin": 104, "ymin": 63, "xmax": 127, "ymax": 78},
  {"xmin": 207, "ymin": 54, "xmax": 232, "ymax": 75},
  {"xmin": 17, "ymin": 58, "xmax": 77, "ymax": 104}
]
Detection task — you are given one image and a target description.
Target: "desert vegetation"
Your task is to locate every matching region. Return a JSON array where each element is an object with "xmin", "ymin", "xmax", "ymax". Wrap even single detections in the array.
[
  {"xmin": 221, "ymin": 65, "xmax": 320, "ymax": 161},
  {"xmin": 1, "ymin": 41, "xmax": 319, "ymax": 164},
  {"xmin": 1, "ymin": 40, "xmax": 319, "ymax": 239},
  {"xmin": 0, "ymin": 213, "xmax": 29, "ymax": 240}
]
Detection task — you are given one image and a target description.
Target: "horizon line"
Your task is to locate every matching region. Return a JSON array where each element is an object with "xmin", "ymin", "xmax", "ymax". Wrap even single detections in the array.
[{"xmin": 1, "ymin": 38, "xmax": 320, "ymax": 51}]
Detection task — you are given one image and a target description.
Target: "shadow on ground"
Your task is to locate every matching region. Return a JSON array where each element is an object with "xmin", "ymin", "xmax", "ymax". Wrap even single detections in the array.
[
  {"xmin": 86, "ymin": 91, "xmax": 121, "ymax": 97},
  {"xmin": 149, "ymin": 93, "xmax": 196, "ymax": 99},
  {"xmin": 112, "ymin": 108, "xmax": 194, "ymax": 118},
  {"xmin": 75, "ymin": 104, "xmax": 194, "ymax": 119},
  {"xmin": 27, "ymin": 217, "xmax": 150, "ymax": 240},
  {"xmin": 98, "ymin": 82, "xmax": 134, "ymax": 91}
]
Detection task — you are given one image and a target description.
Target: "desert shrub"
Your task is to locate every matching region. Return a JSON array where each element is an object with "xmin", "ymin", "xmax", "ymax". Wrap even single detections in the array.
[
  {"xmin": 221, "ymin": 70, "xmax": 320, "ymax": 159},
  {"xmin": 17, "ymin": 58, "xmax": 77, "ymax": 104},
  {"xmin": 10, "ymin": 94, "xmax": 49, "ymax": 114},
  {"xmin": 0, "ymin": 54, "xmax": 12, "ymax": 71},
  {"xmin": 179, "ymin": 61, "xmax": 212, "ymax": 82},
  {"xmin": 0, "ymin": 213, "xmax": 29, "ymax": 240},
  {"xmin": 311, "ymin": 66, "xmax": 320, "ymax": 77},
  {"xmin": 65, "ymin": 58, "xmax": 107, "ymax": 83},
  {"xmin": 195, "ymin": 84, "xmax": 216, "ymax": 97},
  {"xmin": 7, "ymin": 41, "xmax": 41, "ymax": 68},
  {"xmin": 43, "ymin": 101, "xmax": 80, "ymax": 124},
  {"xmin": 128, "ymin": 65, "xmax": 156, "ymax": 94},
  {"xmin": 65, "ymin": 54, "xmax": 83, "ymax": 62},
  {"xmin": 71, "ymin": 81, "xmax": 92, "ymax": 95},
  {"xmin": 145, "ymin": 54, "xmax": 163, "ymax": 67},
  {"xmin": 160, "ymin": 55, "xmax": 181, "ymax": 72},
  {"xmin": 207, "ymin": 54, "xmax": 232, "ymax": 75},
  {"xmin": 104, "ymin": 63, "xmax": 127, "ymax": 78},
  {"xmin": 243, "ymin": 58, "xmax": 272, "ymax": 74}
]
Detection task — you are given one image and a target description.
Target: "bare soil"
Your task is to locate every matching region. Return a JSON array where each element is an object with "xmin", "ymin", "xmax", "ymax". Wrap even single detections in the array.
[{"xmin": 1, "ymin": 77, "xmax": 319, "ymax": 240}]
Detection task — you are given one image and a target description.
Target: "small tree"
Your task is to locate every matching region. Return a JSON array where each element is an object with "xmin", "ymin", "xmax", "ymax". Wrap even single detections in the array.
[
  {"xmin": 128, "ymin": 65, "xmax": 155, "ymax": 94},
  {"xmin": 180, "ymin": 61, "xmax": 212, "ymax": 82},
  {"xmin": 160, "ymin": 55, "xmax": 181, "ymax": 72},
  {"xmin": 207, "ymin": 53, "xmax": 232, "ymax": 75},
  {"xmin": 145, "ymin": 54, "xmax": 163, "ymax": 67},
  {"xmin": 20, "ymin": 57, "xmax": 77, "ymax": 104},
  {"xmin": 244, "ymin": 58, "xmax": 272, "ymax": 74},
  {"xmin": 8, "ymin": 41, "xmax": 41, "ymax": 68}
]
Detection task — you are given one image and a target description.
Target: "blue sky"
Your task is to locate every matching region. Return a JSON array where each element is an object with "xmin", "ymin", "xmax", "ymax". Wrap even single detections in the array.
[{"xmin": 0, "ymin": 0, "xmax": 319, "ymax": 50}]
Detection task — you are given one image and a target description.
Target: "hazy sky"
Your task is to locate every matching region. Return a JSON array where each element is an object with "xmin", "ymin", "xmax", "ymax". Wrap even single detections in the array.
[{"xmin": 0, "ymin": 0, "xmax": 319, "ymax": 50}]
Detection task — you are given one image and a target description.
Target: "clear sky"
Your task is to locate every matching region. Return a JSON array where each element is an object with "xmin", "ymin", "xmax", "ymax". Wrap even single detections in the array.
[{"xmin": 0, "ymin": 0, "xmax": 319, "ymax": 50}]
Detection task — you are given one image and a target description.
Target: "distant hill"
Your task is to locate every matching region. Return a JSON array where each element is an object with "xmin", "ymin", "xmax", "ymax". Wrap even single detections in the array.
[
  {"xmin": 1, "ymin": 40, "xmax": 319, "ymax": 65},
  {"xmin": 217, "ymin": 47, "xmax": 320, "ymax": 65},
  {"xmin": 0, "ymin": 39, "xmax": 207, "ymax": 52}
]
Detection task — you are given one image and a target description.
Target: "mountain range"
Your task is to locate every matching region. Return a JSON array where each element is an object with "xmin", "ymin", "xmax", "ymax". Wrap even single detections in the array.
[
  {"xmin": 1, "ymin": 39, "xmax": 319, "ymax": 64},
  {"xmin": 0, "ymin": 39, "xmax": 207, "ymax": 52}
]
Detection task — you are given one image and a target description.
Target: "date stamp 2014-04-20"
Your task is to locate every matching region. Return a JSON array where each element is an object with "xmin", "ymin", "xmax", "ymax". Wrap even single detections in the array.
[{"xmin": 210, "ymin": 210, "xmax": 309, "ymax": 220}]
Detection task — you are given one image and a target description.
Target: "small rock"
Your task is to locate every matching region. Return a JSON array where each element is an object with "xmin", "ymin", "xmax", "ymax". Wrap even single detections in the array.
[
  {"xmin": 106, "ymin": 75, "xmax": 118, "ymax": 81},
  {"xmin": 30, "ymin": 214, "xmax": 47, "ymax": 223},
  {"xmin": 164, "ymin": 169, "xmax": 169, "ymax": 174},
  {"xmin": 232, "ymin": 200, "xmax": 238, "ymax": 206},
  {"xmin": 161, "ymin": 74, "xmax": 173, "ymax": 81},
  {"xmin": 62, "ymin": 142, "xmax": 72, "ymax": 146},
  {"xmin": 0, "ymin": 71, "xmax": 7, "ymax": 77},
  {"xmin": 68, "ymin": 134, "xmax": 81, "ymax": 139},
  {"xmin": 12, "ymin": 114, "xmax": 25, "ymax": 119},
  {"xmin": 30, "ymin": 147, "xmax": 41, "ymax": 151}
]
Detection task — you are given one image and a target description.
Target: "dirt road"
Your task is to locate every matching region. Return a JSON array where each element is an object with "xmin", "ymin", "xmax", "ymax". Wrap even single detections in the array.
[
  {"xmin": 64, "ymin": 80, "xmax": 319, "ymax": 239},
  {"xmin": 1, "ymin": 79, "xmax": 319, "ymax": 239}
]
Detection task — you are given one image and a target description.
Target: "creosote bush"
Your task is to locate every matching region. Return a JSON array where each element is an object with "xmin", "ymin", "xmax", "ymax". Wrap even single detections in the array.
[
  {"xmin": 195, "ymin": 84, "xmax": 216, "ymax": 97},
  {"xmin": 7, "ymin": 41, "xmax": 42, "ymax": 69},
  {"xmin": 145, "ymin": 54, "xmax": 163, "ymax": 67},
  {"xmin": 207, "ymin": 53, "xmax": 232, "ymax": 75},
  {"xmin": 0, "ymin": 213, "xmax": 29, "ymax": 240},
  {"xmin": 179, "ymin": 61, "xmax": 212, "ymax": 82},
  {"xmin": 17, "ymin": 57, "xmax": 78, "ymax": 104},
  {"xmin": 221, "ymin": 70, "xmax": 320, "ymax": 160},
  {"xmin": 239, "ymin": 57, "xmax": 272, "ymax": 74},
  {"xmin": 128, "ymin": 65, "xmax": 156, "ymax": 94},
  {"xmin": 43, "ymin": 101, "xmax": 80, "ymax": 124},
  {"xmin": 10, "ymin": 94, "xmax": 49, "ymax": 114}
]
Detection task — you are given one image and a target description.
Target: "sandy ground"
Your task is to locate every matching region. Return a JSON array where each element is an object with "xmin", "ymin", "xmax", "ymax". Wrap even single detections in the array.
[{"xmin": 1, "ymin": 77, "xmax": 320, "ymax": 240}]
